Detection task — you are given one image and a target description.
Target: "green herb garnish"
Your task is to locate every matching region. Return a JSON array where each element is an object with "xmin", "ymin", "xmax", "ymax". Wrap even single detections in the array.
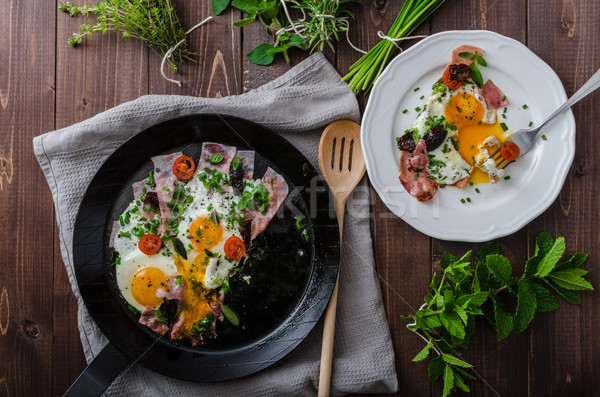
[
  {"xmin": 210, "ymin": 154, "xmax": 224, "ymax": 165},
  {"xmin": 404, "ymin": 233, "xmax": 593, "ymax": 396}
]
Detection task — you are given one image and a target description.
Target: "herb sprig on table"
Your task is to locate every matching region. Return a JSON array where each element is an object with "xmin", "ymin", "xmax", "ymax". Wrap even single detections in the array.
[
  {"xmin": 230, "ymin": 0, "xmax": 359, "ymax": 65},
  {"xmin": 404, "ymin": 233, "xmax": 593, "ymax": 396},
  {"xmin": 59, "ymin": 0, "xmax": 192, "ymax": 73}
]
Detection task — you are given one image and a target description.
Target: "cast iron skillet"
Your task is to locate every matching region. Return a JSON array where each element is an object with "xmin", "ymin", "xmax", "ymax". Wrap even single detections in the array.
[{"xmin": 67, "ymin": 114, "xmax": 339, "ymax": 396}]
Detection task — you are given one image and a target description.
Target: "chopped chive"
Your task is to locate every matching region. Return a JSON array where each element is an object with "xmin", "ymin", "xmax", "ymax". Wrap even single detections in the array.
[
  {"xmin": 504, "ymin": 175, "xmax": 511, "ymax": 180},
  {"xmin": 501, "ymin": 113, "xmax": 506, "ymax": 119},
  {"xmin": 466, "ymin": 197, "xmax": 472, "ymax": 203},
  {"xmin": 414, "ymin": 87, "xmax": 420, "ymax": 92},
  {"xmin": 475, "ymin": 188, "xmax": 480, "ymax": 193},
  {"xmin": 119, "ymin": 215, "xmax": 124, "ymax": 227},
  {"xmin": 542, "ymin": 134, "xmax": 547, "ymax": 141},
  {"xmin": 469, "ymin": 182, "xmax": 474, "ymax": 186},
  {"xmin": 478, "ymin": 121, "xmax": 482, "ymax": 125},
  {"xmin": 529, "ymin": 121, "xmax": 533, "ymax": 127},
  {"xmin": 437, "ymin": 97, "xmax": 443, "ymax": 103},
  {"xmin": 128, "ymin": 305, "xmax": 139, "ymax": 315},
  {"xmin": 503, "ymin": 107, "xmax": 507, "ymax": 113},
  {"xmin": 460, "ymin": 198, "xmax": 466, "ymax": 204},
  {"xmin": 501, "ymin": 95, "xmax": 506, "ymax": 101},
  {"xmin": 470, "ymin": 145, "xmax": 474, "ymax": 149},
  {"xmin": 120, "ymin": 231, "xmax": 131, "ymax": 238},
  {"xmin": 420, "ymin": 95, "xmax": 425, "ymax": 100},
  {"xmin": 402, "ymin": 109, "xmax": 408, "ymax": 114},
  {"xmin": 415, "ymin": 107, "xmax": 421, "ymax": 112},
  {"xmin": 456, "ymin": 107, "xmax": 462, "ymax": 113},
  {"xmin": 115, "ymin": 256, "xmax": 121, "ymax": 265},
  {"xmin": 500, "ymin": 122, "xmax": 508, "ymax": 132},
  {"xmin": 522, "ymin": 104, "xmax": 528, "ymax": 109}
]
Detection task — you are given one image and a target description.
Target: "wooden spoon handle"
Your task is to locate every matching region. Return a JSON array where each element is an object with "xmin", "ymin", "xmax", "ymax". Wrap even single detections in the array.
[{"xmin": 318, "ymin": 194, "xmax": 346, "ymax": 397}]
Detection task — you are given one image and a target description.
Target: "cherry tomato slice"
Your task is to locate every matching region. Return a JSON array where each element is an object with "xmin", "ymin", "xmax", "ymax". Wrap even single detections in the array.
[
  {"xmin": 500, "ymin": 141, "xmax": 520, "ymax": 162},
  {"xmin": 172, "ymin": 155, "xmax": 196, "ymax": 180},
  {"xmin": 442, "ymin": 65, "xmax": 463, "ymax": 90},
  {"xmin": 139, "ymin": 234, "xmax": 162, "ymax": 255},
  {"xmin": 224, "ymin": 236, "xmax": 246, "ymax": 260}
]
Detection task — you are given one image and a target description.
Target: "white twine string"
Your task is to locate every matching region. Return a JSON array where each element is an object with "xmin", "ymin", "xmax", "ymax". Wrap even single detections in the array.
[
  {"xmin": 160, "ymin": 16, "xmax": 213, "ymax": 87},
  {"xmin": 279, "ymin": 0, "xmax": 305, "ymax": 38},
  {"xmin": 376, "ymin": 32, "xmax": 428, "ymax": 51},
  {"xmin": 405, "ymin": 303, "xmax": 442, "ymax": 356}
]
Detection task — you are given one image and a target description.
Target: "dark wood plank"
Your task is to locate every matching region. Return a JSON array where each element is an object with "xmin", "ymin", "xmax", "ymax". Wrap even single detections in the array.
[
  {"xmin": 336, "ymin": 2, "xmax": 433, "ymax": 395},
  {"xmin": 55, "ymin": 7, "xmax": 148, "ymax": 128},
  {"xmin": 0, "ymin": 0, "xmax": 57, "ymax": 395},
  {"xmin": 53, "ymin": 4, "xmax": 149, "ymax": 393},
  {"xmin": 149, "ymin": 1, "xmax": 241, "ymax": 97},
  {"xmin": 52, "ymin": 224, "xmax": 87, "ymax": 397},
  {"xmin": 528, "ymin": 0, "xmax": 600, "ymax": 395}
]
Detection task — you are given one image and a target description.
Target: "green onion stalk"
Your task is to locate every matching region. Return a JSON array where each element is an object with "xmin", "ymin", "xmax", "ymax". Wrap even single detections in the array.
[{"xmin": 342, "ymin": 0, "xmax": 448, "ymax": 94}]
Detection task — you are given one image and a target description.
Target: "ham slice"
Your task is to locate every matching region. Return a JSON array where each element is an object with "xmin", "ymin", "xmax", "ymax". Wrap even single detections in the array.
[
  {"xmin": 196, "ymin": 142, "xmax": 237, "ymax": 177},
  {"xmin": 243, "ymin": 167, "xmax": 289, "ymax": 239},
  {"xmin": 410, "ymin": 139, "xmax": 429, "ymax": 169},
  {"xmin": 399, "ymin": 150, "xmax": 438, "ymax": 202},
  {"xmin": 481, "ymin": 79, "xmax": 509, "ymax": 110},
  {"xmin": 451, "ymin": 45, "xmax": 485, "ymax": 65},
  {"xmin": 151, "ymin": 152, "xmax": 183, "ymax": 231},
  {"xmin": 139, "ymin": 308, "xmax": 168, "ymax": 335}
]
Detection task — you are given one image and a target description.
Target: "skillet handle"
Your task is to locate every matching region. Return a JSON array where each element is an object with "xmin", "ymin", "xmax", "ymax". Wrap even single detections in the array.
[{"xmin": 63, "ymin": 342, "xmax": 131, "ymax": 397}]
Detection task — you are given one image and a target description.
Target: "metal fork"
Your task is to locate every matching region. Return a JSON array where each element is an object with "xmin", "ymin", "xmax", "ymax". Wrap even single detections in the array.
[{"xmin": 492, "ymin": 67, "xmax": 600, "ymax": 169}]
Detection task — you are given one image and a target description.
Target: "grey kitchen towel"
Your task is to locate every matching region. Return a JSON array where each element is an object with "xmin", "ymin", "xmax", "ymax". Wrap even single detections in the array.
[{"xmin": 33, "ymin": 52, "xmax": 398, "ymax": 396}]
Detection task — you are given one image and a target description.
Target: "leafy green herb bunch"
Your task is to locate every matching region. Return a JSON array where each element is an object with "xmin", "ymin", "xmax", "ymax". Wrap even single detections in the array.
[
  {"xmin": 59, "ymin": 0, "xmax": 192, "ymax": 73},
  {"xmin": 405, "ymin": 232, "xmax": 593, "ymax": 396},
  {"xmin": 215, "ymin": 0, "xmax": 359, "ymax": 65}
]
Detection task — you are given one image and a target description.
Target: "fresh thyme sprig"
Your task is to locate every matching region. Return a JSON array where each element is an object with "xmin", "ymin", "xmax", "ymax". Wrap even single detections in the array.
[
  {"xmin": 59, "ymin": 0, "xmax": 192, "ymax": 73},
  {"xmin": 404, "ymin": 232, "xmax": 593, "ymax": 396}
]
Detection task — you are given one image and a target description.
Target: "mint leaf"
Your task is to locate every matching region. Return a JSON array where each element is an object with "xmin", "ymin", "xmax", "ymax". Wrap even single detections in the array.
[
  {"xmin": 442, "ymin": 364, "xmax": 455, "ymax": 397},
  {"xmin": 469, "ymin": 62, "xmax": 483, "ymax": 87},
  {"xmin": 536, "ymin": 237, "xmax": 565, "ymax": 277},
  {"xmin": 429, "ymin": 356, "xmax": 445, "ymax": 382},
  {"xmin": 485, "ymin": 254, "xmax": 513, "ymax": 285},
  {"xmin": 524, "ymin": 255, "xmax": 541, "ymax": 277},
  {"xmin": 476, "ymin": 240, "xmax": 501, "ymax": 265},
  {"xmin": 492, "ymin": 296, "xmax": 512, "ymax": 340},
  {"xmin": 442, "ymin": 353, "xmax": 473, "ymax": 368},
  {"xmin": 554, "ymin": 252, "xmax": 588, "ymax": 272},
  {"xmin": 513, "ymin": 280, "xmax": 537, "ymax": 333},
  {"xmin": 547, "ymin": 268, "xmax": 594, "ymax": 290},
  {"xmin": 440, "ymin": 311, "xmax": 465, "ymax": 339},
  {"xmin": 220, "ymin": 304, "xmax": 240, "ymax": 326},
  {"xmin": 530, "ymin": 283, "xmax": 559, "ymax": 312},
  {"xmin": 212, "ymin": 0, "xmax": 231, "ymax": 15},
  {"xmin": 458, "ymin": 51, "xmax": 477, "ymax": 60},
  {"xmin": 544, "ymin": 278, "xmax": 581, "ymax": 304},
  {"xmin": 440, "ymin": 251, "xmax": 457, "ymax": 269},
  {"xmin": 233, "ymin": 15, "xmax": 256, "ymax": 27},
  {"xmin": 469, "ymin": 291, "xmax": 490, "ymax": 307},
  {"xmin": 454, "ymin": 371, "xmax": 471, "ymax": 392},
  {"xmin": 534, "ymin": 232, "xmax": 554, "ymax": 256},
  {"xmin": 246, "ymin": 43, "xmax": 276, "ymax": 65},
  {"xmin": 413, "ymin": 342, "xmax": 433, "ymax": 361},
  {"xmin": 231, "ymin": 0, "xmax": 262, "ymax": 11},
  {"xmin": 476, "ymin": 55, "xmax": 487, "ymax": 67}
]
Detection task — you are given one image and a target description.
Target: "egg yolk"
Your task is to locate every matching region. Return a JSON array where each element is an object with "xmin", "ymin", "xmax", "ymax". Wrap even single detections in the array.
[
  {"xmin": 189, "ymin": 216, "xmax": 223, "ymax": 252},
  {"xmin": 131, "ymin": 267, "xmax": 168, "ymax": 308},
  {"xmin": 445, "ymin": 92, "xmax": 507, "ymax": 184}
]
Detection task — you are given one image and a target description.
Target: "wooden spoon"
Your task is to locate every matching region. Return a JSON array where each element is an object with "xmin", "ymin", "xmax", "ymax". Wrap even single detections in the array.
[{"xmin": 317, "ymin": 120, "xmax": 366, "ymax": 396}]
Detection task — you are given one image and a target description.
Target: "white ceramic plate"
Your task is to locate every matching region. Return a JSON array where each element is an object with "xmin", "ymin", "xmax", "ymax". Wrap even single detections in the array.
[{"xmin": 362, "ymin": 30, "xmax": 575, "ymax": 242}]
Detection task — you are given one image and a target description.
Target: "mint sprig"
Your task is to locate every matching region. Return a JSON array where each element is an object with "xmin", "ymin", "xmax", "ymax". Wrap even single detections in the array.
[
  {"xmin": 405, "ymin": 232, "xmax": 593, "ymax": 396},
  {"xmin": 458, "ymin": 51, "xmax": 488, "ymax": 87}
]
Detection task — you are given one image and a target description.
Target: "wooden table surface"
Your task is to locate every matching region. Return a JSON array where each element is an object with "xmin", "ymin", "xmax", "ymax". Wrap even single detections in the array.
[{"xmin": 2, "ymin": 0, "xmax": 599, "ymax": 396}]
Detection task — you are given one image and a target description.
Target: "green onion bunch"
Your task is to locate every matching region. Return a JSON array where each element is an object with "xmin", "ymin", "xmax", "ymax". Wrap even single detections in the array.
[{"xmin": 342, "ymin": 0, "xmax": 448, "ymax": 93}]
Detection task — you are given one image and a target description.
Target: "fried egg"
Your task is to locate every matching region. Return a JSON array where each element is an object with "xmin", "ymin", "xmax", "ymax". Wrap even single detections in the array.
[
  {"xmin": 409, "ymin": 80, "xmax": 509, "ymax": 185},
  {"xmin": 114, "ymin": 203, "xmax": 178, "ymax": 311}
]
